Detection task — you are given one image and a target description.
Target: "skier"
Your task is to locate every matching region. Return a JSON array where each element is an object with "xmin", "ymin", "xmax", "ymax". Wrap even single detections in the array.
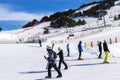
[
  {"xmin": 103, "ymin": 40, "xmax": 110, "ymax": 63},
  {"xmin": 51, "ymin": 42, "xmax": 54, "ymax": 49},
  {"xmin": 98, "ymin": 41, "xmax": 102, "ymax": 59},
  {"xmin": 44, "ymin": 46, "xmax": 62, "ymax": 78},
  {"xmin": 38, "ymin": 39, "xmax": 42, "ymax": 47},
  {"xmin": 57, "ymin": 47, "xmax": 68, "ymax": 70},
  {"xmin": 66, "ymin": 43, "xmax": 70, "ymax": 57},
  {"xmin": 78, "ymin": 41, "xmax": 83, "ymax": 60}
]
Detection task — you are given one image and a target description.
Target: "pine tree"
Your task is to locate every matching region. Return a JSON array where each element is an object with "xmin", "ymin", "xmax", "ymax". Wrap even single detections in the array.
[
  {"xmin": 77, "ymin": 19, "xmax": 82, "ymax": 25},
  {"xmin": 118, "ymin": 14, "xmax": 120, "ymax": 19},
  {"xmin": 114, "ymin": 15, "xmax": 118, "ymax": 20},
  {"xmin": 82, "ymin": 19, "xmax": 87, "ymax": 25}
]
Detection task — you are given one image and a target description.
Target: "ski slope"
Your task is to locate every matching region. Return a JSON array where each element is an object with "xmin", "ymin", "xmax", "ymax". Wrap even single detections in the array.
[
  {"xmin": 1, "ymin": 21, "xmax": 120, "ymax": 80},
  {"xmin": 1, "ymin": 1, "xmax": 120, "ymax": 80},
  {"xmin": 0, "ymin": 39, "xmax": 120, "ymax": 80},
  {"xmin": 1, "ymin": 0, "xmax": 120, "ymax": 43}
]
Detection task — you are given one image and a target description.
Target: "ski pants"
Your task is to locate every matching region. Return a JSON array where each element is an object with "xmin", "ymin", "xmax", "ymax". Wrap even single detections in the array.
[
  {"xmin": 58, "ymin": 60, "xmax": 68, "ymax": 69},
  {"xmin": 98, "ymin": 50, "xmax": 102, "ymax": 58},
  {"xmin": 47, "ymin": 63, "xmax": 62, "ymax": 77},
  {"xmin": 104, "ymin": 51, "xmax": 109, "ymax": 62},
  {"xmin": 67, "ymin": 49, "xmax": 70, "ymax": 56},
  {"xmin": 78, "ymin": 50, "xmax": 82, "ymax": 59}
]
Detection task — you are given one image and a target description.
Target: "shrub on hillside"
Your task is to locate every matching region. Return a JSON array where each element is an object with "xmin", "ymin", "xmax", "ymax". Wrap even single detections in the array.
[{"xmin": 50, "ymin": 16, "xmax": 77, "ymax": 28}]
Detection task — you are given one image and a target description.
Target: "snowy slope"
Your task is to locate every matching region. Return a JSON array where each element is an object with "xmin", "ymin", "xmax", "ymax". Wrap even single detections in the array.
[
  {"xmin": 1, "ymin": 9, "xmax": 120, "ymax": 80},
  {"xmin": 75, "ymin": 3, "xmax": 99, "ymax": 13},
  {"xmin": 1, "ymin": 0, "xmax": 120, "ymax": 42},
  {"xmin": 0, "ymin": 38, "xmax": 120, "ymax": 80},
  {"xmin": 1, "ymin": 1, "xmax": 120, "ymax": 80}
]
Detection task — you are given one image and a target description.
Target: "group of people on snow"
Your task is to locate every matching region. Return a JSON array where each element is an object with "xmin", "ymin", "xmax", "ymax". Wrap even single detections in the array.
[
  {"xmin": 66, "ymin": 41, "xmax": 84, "ymax": 60},
  {"xmin": 44, "ymin": 40, "xmax": 110, "ymax": 78},
  {"xmin": 66, "ymin": 40, "xmax": 110, "ymax": 62},
  {"xmin": 44, "ymin": 45, "xmax": 68, "ymax": 78},
  {"xmin": 98, "ymin": 40, "xmax": 110, "ymax": 63}
]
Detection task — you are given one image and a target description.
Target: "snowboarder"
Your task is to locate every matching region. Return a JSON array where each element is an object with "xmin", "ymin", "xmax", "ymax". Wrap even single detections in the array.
[
  {"xmin": 44, "ymin": 46, "xmax": 62, "ymax": 78},
  {"xmin": 98, "ymin": 41, "xmax": 102, "ymax": 59},
  {"xmin": 103, "ymin": 40, "xmax": 110, "ymax": 63},
  {"xmin": 57, "ymin": 47, "xmax": 68, "ymax": 70},
  {"xmin": 78, "ymin": 41, "xmax": 83, "ymax": 60},
  {"xmin": 38, "ymin": 39, "xmax": 42, "ymax": 47},
  {"xmin": 66, "ymin": 43, "xmax": 70, "ymax": 57}
]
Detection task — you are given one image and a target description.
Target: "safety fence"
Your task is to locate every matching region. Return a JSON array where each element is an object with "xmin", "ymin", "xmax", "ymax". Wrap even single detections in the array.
[
  {"xmin": 84, "ymin": 37, "xmax": 120, "ymax": 47},
  {"xmin": 51, "ymin": 33, "xmax": 120, "ymax": 48},
  {"xmin": 52, "ymin": 37, "xmax": 120, "ymax": 48}
]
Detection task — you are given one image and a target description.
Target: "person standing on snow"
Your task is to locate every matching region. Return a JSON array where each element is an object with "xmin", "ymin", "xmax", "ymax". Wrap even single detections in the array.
[
  {"xmin": 57, "ymin": 47, "xmax": 68, "ymax": 70},
  {"xmin": 44, "ymin": 46, "xmax": 62, "ymax": 78},
  {"xmin": 78, "ymin": 41, "xmax": 83, "ymax": 60},
  {"xmin": 98, "ymin": 41, "xmax": 102, "ymax": 59},
  {"xmin": 51, "ymin": 42, "xmax": 54, "ymax": 49},
  {"xmin": 103, "ymin": 40, "xmax": 110, "ymax": 63},
  {"xmin": 66, "ymin": 43, "xmax": 70, "ymax": 57},
  {"xmin": 38, "ymin": 39, "xmax": 42, "ymax": 47}
]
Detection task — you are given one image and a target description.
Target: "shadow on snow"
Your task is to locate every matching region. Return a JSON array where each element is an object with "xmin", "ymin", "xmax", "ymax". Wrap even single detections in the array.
[
  {"xmin": 19, "ymin": 70, "xmax": 48, "ymax": 74},
  {"xmin": 70, "ymin": 62, "xmax": 111, "ymax": 67}
]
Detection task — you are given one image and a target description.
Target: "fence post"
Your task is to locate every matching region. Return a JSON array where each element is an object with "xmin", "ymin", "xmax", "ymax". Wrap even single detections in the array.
[
  {"xmin": 91, "ymin": 42, "xmax": 93, "ymax": 47},
  {"xmin": 97, "ymin": 41, "xmax": 99, "ymax": 46},
  {"xmin": 84, "ymin": 43, "xmax": 86, "ymax": 48},
  {"xmin": 110, "ymin": 38, "xmax": 112, "ymax": 44},
  {"xmin": 115, "ymin": 37, "xmax": 117, "ymax": 43}
]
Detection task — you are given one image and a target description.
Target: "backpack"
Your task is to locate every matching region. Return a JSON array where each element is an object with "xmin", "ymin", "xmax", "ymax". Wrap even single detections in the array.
[
  {"xmin": 47, "ymin": 49, "xmax": 57, "ymax": 64},
  {"xmin": 51, "ymin": 50, "xmax": 57, "ymax": 59}
]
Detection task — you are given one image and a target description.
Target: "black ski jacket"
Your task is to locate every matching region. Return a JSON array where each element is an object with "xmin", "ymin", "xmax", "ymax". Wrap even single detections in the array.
[
  {"xmin": 103, "ymin": 42, "xmax": 110, "ymax": 52},
  {"xmin": 57, "ymin": 50, "xmax": 64, "ymax": 60}
]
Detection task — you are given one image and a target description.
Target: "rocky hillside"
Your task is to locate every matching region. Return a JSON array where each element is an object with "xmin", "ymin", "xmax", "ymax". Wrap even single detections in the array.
[{"xmin": 22, "ymin": 0, "xmax": 118, "ymax": 28}]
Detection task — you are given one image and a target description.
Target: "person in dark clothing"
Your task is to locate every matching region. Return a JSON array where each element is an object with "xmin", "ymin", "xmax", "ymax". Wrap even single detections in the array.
[
  {"xmin": 38, "ymin": 39, "xmax": 42, "ymax": 47},
  {"xmin": 44, "ymin": 46, "xmax": 62, "ymax": 78},
  {"xmin": 57, "ymin": 47, "xmax": 68, "ymax": 70},
  {"xmin": 98, "ymin": 41, "xmax": 102, "ymax": 59},
  {"xmin": 103, "ymin": 40, "xmax": 110, "ymax": 63},
  {"xmin": 78, "ymin": 41, "xmax": 83, "ymax": 60},
  {"xmin": 51, "ymin": 42, "xmax": 54, "ymax": 49}
]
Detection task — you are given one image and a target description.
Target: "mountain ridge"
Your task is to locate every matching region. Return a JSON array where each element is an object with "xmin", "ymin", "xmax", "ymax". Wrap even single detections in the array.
[{"xmin": 22, "ymin": 0, "xmax": 118, "ymax": 29}]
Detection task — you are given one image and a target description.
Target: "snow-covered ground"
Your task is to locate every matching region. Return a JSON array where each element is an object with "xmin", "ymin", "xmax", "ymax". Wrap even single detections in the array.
[
  {"xmin": 1, "ymin": 24, "xmax": 120, "ymax": 80},
  {"xmin": 1, "ymin": 1, "xmax": 120, "ymax": 80},
  {"xmin": 0, "ymin": 41, "xmax": 120, "ymax": 80},
  {"xmin": 1, "ymin": 26, "xmax": 120, "ymax": 80}
]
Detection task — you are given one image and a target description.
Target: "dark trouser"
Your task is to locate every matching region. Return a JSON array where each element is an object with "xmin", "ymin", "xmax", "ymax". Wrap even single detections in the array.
[
  {"xmin": 67, "ymin": 49, "xmax": 70, "ymax": 56},
  {"xmin": 98, "ymin": 50, "xmax": 102, "ymax": 58},
  {"xmin": 48, "ymin": 63, "xmax": 62, "ymax": 77},
  {"xmin": 39, "ymin": 44, "xmax": 42, "ymax": 47},
  {"xmin": 78, "ymin": 51, "xmax": 82, "ymax": 59},
  {"xmin": 58, "ymin": 60, "xmax": 68, "ymax": 69}
]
